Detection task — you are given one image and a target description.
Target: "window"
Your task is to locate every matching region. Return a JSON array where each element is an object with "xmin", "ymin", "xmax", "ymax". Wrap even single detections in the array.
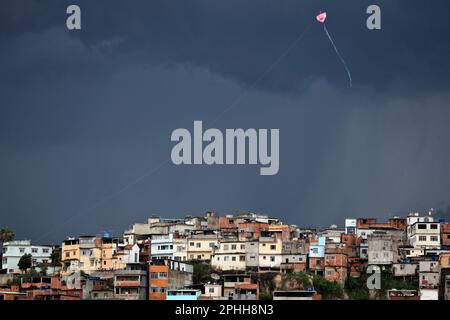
[
  {"xmin": 430, "ymin": 236, "xmax": 438, "ymax": 242},
  {"xmin": 160, "ymin": 288, "xmax": 166, "ymax": 293},
  {"xmin": 209, "ymin": 288, "xmax": 215, "ymax": 293},
  {"xmin": 159, "ymin": 272, "xmax": 167, "ymax": 278},
  {"xmin": 209, "ymin": 242, "xmax": 215, "ymax": 248},
  {"xmin": 197, "ymin": 255, "xmax": 202, "ymax": 259},
  {"xmin": 43, "ymin": 248, "xmax": 49, "ymax": 254},
  {"xmin": 270, "ymin": 256, "xmax": 275, "ymax": 262},
  {"xmin": 270, "ymin": 245, "xmax": 276, "ymax": 250},
  {"xmin": 419, "ymin": 236, "xmax": 427, "ymax": 241},
  {"xmin": 196, "ymin": 243, "xmax": 201, "ymax": 248},
  {"xmin": 232, "ymin": 256, "xmax": 236, "ymax": 261},
  {"xmin": 240, "ymin": 244, "xmax": 245, "ymax": 250},
  {"xmin": 418, "ymin": 224, "xmax": 427, "ymax": 229},
  {"xmin": 239, "ymin": 256, "xmax": 245, "ymax": 261},
  {"xmin": 223, "ymin": 245, "xmax": 229, "ymax": 251},
  {"xmin": 224, "ymin": 256, "xmax": 229, "ymax": 261},
  {"xmin": 151, "ymin": 272, "xmax": 158, "ymax": 279},
  {"xmin": 42, "ymin": 259, "xmax": 48, "ymax": 264},
  {"xmin": 31, "ymin": 248, "xmax": 38, "ymax": 253},
  {"xmin": 190, "ymin": 242, "xmax": 195, "ymax": 247},
  {"xmin": 151, "ymin": 287, "xmax": 158, "ymax": 293},
  {"xmin": 65, "ymin": 252, "xmax": 70, "ymax": 258},
  {"xmin": 19, "ymin": 248, "xmax": 25, "ymax": 253},
  {"xmin": 430, "ymin": 224, "xmax": 438, "ymax": 229},
  {"xmin": 231, "ymin": 244, "xmax": 237, "ymax": 250}
]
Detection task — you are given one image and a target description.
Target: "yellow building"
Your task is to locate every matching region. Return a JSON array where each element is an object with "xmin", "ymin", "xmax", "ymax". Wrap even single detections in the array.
[
  {"xmin": 61, "ymin": 238, "xmax": 80, "ymax": 275},
  {"xmin": 440, "ymin": 252, "xmax": 450, "ymax": 269},
  {"xmin": 173, "ymin": 237, "xmax": 188, "ymax": 261},
  {"xmin": 258, "ymin": 237, "xmax": 282, "ymax": 269},
  {"xmin": 78, "ymin": 236, "xmax": 102, "ymax": 274},
  {"xmin": 186, "ymin": 234, "xmax": 219, "ymax": 261}
]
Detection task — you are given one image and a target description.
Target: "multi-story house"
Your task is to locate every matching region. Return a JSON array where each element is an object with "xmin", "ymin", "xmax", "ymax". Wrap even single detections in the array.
[
  {"xmin": 1, "ymin": 240, "xmax": 54, "ymax": 274},
  {"xmin": 419, "ymin": 259, "xmax": 440, "ymax": 300},
  {"xmin": 186, "ymin": 233, "xmax": 218, "ymax": 261},
  {"xmin": 324, "ymin": 247, "xmax": 348, "ymax": 285},
  {"xmin": 113, "ymin": 265, "xmax": 148, "ymax": 300},
  {"xmin": 409, "ymin": 220, "xmax": 441, "ymax": 249},
  {"xmin": 281, "ymin": 240, "xmax": 307, "ymax": 272},
  {"xmin": 245, "ymin": 241, "xmax": 259, "ymax": 269},
  {"xmin": 62, "ymin": 238, "xmax": 80, "ymax": 274},
  {"xmin": 151, "ymin": 234, "xmax": 174, "ymax": 260},
  {"xmin": 419, "ymin": 259, "xmax": 440, "ymax": 288},
  {"xmin": 321, "ymin": 226, "xmax": 345, "ymax": 244},
  {"xmin": 211, "ymin": 240, "xmax": 247, "ymax": 271},
  {"xmin": 258, "ymin": 237, "xmax": 282, "ymax": 270},
  {"xmin": 309, "ymin": 236, "xmax": 325, "ymax": 275},
  {"xmin": 238, "ymin": 221, "xmax": 268, "ymax": 241},
  {"xmin": 78, "ymin": 236, "xmax": 103, "ymax": 274},
  {"xmin": 173, "ymin": 237, "xmax": 188, "ymax": 261},
  {"xmin": 148, "ymin": 259, "xmax": 193, "ymax": 300},
  {"xmin": 441, "ymin": 223, "xmax": 450, "ymax": 247},
  {"xmin": 367, "ymin": 232, "xmax": 399, "ymax": 265}
]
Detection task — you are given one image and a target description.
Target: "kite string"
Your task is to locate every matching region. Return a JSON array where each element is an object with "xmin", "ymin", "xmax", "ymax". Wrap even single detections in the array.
[{"xmin": 323, "ymin": 24, "xmax": 352, "ymax": 88}]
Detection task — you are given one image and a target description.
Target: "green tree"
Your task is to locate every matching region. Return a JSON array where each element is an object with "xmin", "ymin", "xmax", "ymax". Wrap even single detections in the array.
[
  {"xmin": 50, "ymin": 249, "xmax": 61, "ymax": 265},
  {"xmin": 290, "ymin": 270, "xmax": 312, "ymax": 289},
  {"xmin": 192, "ymin": 260, "xmax": 212, "ymax": 284},
  {"xmin": 345, "ymin": 276, "xmax": 369, "ymax": 300},
  {"xmin": 312, "ymin": 274, "xmax": 343, "ymax": 299},
  {"xmin": 0, "ymin": 227, "xmax": 15, "ymax": 243},
  {"xmin": 18, "ymin": 253, "xmax": 32, "ymax": 273}
]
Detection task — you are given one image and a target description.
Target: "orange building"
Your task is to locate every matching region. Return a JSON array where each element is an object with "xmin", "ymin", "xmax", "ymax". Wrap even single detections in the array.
[
  {"xmin": 356, "ymin": 217, "xmax": 406, "ymax": 231},
  {"xmin": 149, "ymin": 264, "xmax": 168, "ymax": 300},
  {"xmin": 148, "ymin": 260, "xmax": 193, "ymax": 300},
  {"xmin": 441, "ymin": 224, "xmax": 450, "ymax": 247},
  {"xmin": 238, "ymin": 222, "xmax": 269, "ymax": 241},
  {"xmin": 324, "ymin": 248, "xmax": 348, "ymax": 285}
]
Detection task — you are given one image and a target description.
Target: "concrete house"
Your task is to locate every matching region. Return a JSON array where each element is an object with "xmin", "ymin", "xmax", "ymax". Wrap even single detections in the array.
[
  {"xmin": 367, "ymin": 232, "xmax": 399, "ymax": 265},
  {"xmin": 2, "ymin": 240, "xmax": 54, "ymax": 274},
  {"xmin": 211, "ymin": 240, "xmax": 247, "ymax": 271}
]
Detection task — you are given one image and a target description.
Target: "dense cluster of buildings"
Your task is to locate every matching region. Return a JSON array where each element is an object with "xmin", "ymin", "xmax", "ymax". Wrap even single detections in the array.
[{"xmin": 1, "ymin": 211, "xmax": 450, "ymax": 300}]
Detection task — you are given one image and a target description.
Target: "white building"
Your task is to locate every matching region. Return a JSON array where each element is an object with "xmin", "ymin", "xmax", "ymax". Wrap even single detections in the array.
[
  {"xmin": 211, "ymin": 240, "xmax": 247, "ymax": 271},
  {"xmin": 151, "ymin": 234, "xmax": 174, "ymax": 260},
  {"xmin": 1, "ymin": 240, "xmax": 54, "ymax": 274},
  {"xmin": 409, "ymin": 221, "xmax": 440, "ymax": 249}
]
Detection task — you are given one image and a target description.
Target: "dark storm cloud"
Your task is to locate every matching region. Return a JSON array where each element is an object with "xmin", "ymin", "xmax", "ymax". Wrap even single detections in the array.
[
  {"xmin": 2, "ymin": 0, "xmax": 450, "ymax": 92},
  {"xmin": 0, "ymin": 1, "xmax": 449, "ymax": 243}
]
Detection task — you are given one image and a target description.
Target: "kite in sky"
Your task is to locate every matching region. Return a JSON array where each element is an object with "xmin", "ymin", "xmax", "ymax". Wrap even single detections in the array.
[{"xmin": 316, "ymin": 12, "xmax": 353, "ymax": 88}]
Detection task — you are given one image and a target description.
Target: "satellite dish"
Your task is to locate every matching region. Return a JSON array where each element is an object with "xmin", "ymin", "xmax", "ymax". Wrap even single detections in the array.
[{"xmin": 211, "ymin": 273, "xmax": 220, "ymax": 280}]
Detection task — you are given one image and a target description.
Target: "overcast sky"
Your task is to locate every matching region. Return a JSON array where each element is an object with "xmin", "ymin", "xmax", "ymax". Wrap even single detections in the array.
[{"xmin": 1, "ymin": 0, "xmax": 450, "ymax": 243}]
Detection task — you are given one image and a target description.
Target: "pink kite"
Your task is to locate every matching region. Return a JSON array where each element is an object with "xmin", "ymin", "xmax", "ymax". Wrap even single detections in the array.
[
  {"xmin": 316, "ymin": 11, "xmax": 352, "ymax": 87},
  {"xmin": 316, "ymin": 12, "xmax": 327, "ymax": 23}
]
